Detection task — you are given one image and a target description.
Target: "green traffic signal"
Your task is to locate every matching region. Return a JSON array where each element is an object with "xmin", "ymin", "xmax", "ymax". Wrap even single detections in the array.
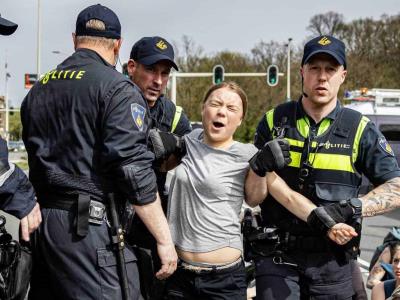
[
  {"xmin": 267, "ymin": 65, "xmax": 279, "ymax": 87},
  {"xmin": 213, "ymin": 65, "xmax": 225, "ymax": 85},
  {"xmin": 215, "ymin": 77, "xmax": 223, "ymax": 84}
]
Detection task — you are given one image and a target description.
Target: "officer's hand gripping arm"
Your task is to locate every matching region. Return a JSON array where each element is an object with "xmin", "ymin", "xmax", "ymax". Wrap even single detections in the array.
[
  {"xmin": 249, "ymin": 138, "xmax": 291, "ymax": 177},
  {"xmin": 307, "ymin": 198, "xmax": 360, "ymax": 225},
  {"xmin": 148, "ymin": 129, "xmax": 186, "ymax": 161},
  {"xmin": 307, "ymin": 200, "xmax": 360, "ymax": 244}
]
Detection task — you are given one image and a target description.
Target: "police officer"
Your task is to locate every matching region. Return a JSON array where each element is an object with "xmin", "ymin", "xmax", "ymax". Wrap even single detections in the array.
[
  {"xmin": 0, "ymin": 13, "xmax": 41, "ymax": 241},
  {"xmin": 21, "ymin": 4, "xmax": 177, "ymax": 299},
  {"xmin": 127, "ymin": 36, "xmax": 191, "ymax": 206},
  {"xmin": 126, "ymin": 36, "xmax": 191, "ymax": 300},
  {"xmin": 249, "ymin": 35, "xmax": 400, "ymax": 299}
]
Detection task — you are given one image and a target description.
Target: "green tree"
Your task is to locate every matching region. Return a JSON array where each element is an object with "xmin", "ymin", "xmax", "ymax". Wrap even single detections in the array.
[
  {"xmin": 169, "ymin": 12, "xmax": 400, "ymax": 143},
  {"xmin": 9, "ymin": 112, "xmax": 22, "ymax": 141}
]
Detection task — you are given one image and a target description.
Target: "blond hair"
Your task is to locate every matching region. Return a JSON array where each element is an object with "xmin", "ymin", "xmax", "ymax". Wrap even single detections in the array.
[{"xmin": 75, "ymin": 19, "xmax": 116, "ymax": 50}]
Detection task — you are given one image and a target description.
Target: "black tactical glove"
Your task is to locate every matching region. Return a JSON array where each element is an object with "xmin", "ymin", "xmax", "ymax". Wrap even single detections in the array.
[
  {"xmin": 148, "ymin": 129, "xmax": 185, "ymax": 161},
  {"xmin": 249, "ymin": 139, "xmax": 291, "ymax": 177},
  {"xmin": 0, "ymin": 138, "xmax": 10, "ymax": 175},
  {"xmin": 307, "ymin": 206, "xmax": 338, "ymax": 235},
  {"xmin": 307, "ymin": 198, "xmax": 361, "ymax": 234}
]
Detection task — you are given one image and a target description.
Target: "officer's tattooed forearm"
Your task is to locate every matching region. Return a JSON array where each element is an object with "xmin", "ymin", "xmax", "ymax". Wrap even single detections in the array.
[{"xmin": 361, "ymin": 177, "xmax": 400, "ymax": 217}]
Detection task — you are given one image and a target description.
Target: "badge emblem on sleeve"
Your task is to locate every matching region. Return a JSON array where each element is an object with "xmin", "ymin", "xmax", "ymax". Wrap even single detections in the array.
[
  {"xmin": 378, "ymin": 137, "xmax": 394, "ymax": 156},
  {"xmin": 131, "ymin": 103, "xmax": 145, "ymax": 131}
]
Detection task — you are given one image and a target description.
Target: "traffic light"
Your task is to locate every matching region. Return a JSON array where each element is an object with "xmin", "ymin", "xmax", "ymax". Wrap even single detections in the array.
[
  {"xmin": 212, "ymin": 65, "xmax": 225, "ymax": 85},
  {"xmin": 267, "ymin": 65, "xmax": 279, "ymax": 87},
  {"xmin": 24, "ymin": 73, "xmax": 37, "ymax": 89}
]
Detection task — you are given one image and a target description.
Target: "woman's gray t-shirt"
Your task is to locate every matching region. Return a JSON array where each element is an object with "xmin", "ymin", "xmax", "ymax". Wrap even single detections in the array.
[{"xmin": 167, "ymin": 129, "xmax": 258, "ymax": 253}]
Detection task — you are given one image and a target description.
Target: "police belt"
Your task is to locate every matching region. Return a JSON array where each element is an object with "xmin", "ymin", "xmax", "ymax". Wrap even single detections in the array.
[
  {"xmin": 39, "ymin": 193, "xmax": 107, "ymax": 237},
  {"xmin": 251, "ymin": 230, "xmax": 330, "ymax": 255},
  {"xmin": 285, "ymin": 234, "xmax": 330, "ymax": 253}
]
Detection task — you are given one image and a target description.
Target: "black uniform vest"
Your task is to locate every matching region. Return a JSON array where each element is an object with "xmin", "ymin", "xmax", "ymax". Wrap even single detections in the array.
[
  {"xmin": 149, "ymin": 96, "xmax": 183, "ymax": 133},
  {"xmin": 260, "ymin": 101, "xmax": 368, "ymax": 234}
]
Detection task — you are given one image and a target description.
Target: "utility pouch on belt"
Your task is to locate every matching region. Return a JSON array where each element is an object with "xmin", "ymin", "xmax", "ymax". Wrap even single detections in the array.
[
  {"xmin": 242, "ymin": 209, "xmax": 282, "ymax": 260},
  {"xmin": 76, "ymin": 195, "xmax": 106, "ymax": 237},
  {"xmin": 247, "ymin": 227, "xmax": 282, "ymax": 259},
  {"xmin": 39, "ymin": 193, "xmax": 107, "ymax": 237},
  {"xmin": 88, "ymin": 200, "xmax": 106, "ymax": 225}
]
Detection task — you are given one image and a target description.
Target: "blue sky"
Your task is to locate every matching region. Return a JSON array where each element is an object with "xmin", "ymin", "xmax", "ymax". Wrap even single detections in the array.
[{"xmin": 0, "ymin": 0, "xmax": 399, "ymax": 106}]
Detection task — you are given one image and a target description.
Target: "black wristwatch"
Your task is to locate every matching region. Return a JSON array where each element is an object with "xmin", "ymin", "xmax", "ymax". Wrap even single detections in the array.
[
  {"xmin": 339, "ymin": 197, "xmax": 362, "ymax": 218},
  {"xmin": 349, "ymin": 198, "xmax": 362, "ymax": 218}
]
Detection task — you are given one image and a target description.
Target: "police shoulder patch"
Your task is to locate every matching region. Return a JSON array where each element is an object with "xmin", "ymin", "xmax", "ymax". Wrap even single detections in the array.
[
  {"xmin": 378, "ymin": 137, "xmax": 394, "ymax": 156},
  {"xmin": 131, "ymin": 103, "xmax": 146, "ymax": 131}
]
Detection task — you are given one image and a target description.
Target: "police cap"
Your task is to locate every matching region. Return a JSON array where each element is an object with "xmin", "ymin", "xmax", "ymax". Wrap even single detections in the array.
[
  {"xmin": 75, "ymin": 4, "xmax": 121, "ymax": 39},
  {"xmin": 0, "ymin": 14, "xmax": 18, "ymax": 36},
  {"xmin": 302, "ymin": 35, "xmax": 346, "ymax": 69},
  {"xmin": 130, "ymin": 36, "xmax": 178, "ymax": 71}
]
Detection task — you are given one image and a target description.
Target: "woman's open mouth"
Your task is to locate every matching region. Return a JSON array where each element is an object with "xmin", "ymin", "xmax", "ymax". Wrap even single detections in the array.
[{"xmin": 212, "ymin": 121, "xmax": 225, "ymax": 128}]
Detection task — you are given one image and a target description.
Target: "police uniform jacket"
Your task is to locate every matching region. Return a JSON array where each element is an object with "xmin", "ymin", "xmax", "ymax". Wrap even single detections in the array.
[
  {"xmin": 0, "ymin": 137, "xmax": 36, "ymax": 218},
  {"xmin": 21, "ymin": 48, "xmax": 157, "ymax": 205},
  {"xmin": 255, "ymin": 99, "xmax": 400, "ymax": 234}
]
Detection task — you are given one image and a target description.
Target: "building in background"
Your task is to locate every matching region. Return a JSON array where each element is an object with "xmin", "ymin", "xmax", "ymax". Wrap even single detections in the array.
[{"xmin": 345, "ymin": 88, "xmax": 400, "ymax": 193}]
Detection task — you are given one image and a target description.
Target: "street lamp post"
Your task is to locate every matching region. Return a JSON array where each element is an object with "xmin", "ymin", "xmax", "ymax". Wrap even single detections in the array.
[
  {"xmin": 4, "ymin": 62, "xmax": 10, "ymax": 141},
  {"xmin": 286, "ymin": 38, "xmax": 292, "ymax": 102}
]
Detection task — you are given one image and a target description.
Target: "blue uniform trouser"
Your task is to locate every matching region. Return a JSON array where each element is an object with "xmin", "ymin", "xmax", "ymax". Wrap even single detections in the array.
[
  {"xmin": 28, "ymin": 208, "xmax": 142, "ymax": 300},
  {"xmin": 255, "ymin": 252, "xmax": 354, "ymax": 300}
]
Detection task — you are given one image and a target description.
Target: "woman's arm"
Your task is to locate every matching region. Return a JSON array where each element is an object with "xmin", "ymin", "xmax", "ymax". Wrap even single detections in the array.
[
  {"xmin": 266, "ymin": 172, "xmax": 358, "ymax": 243},
  {"xmin": 244, "ymin": 170, "xmax": 357, "ymax": 243},
  {"xmin": 367, "ymin": 246, "xmax": 392, "ymax": 289},
  {"xmin": 371, "ymin": 282, "xmax": 386, "ymax": 300},
  {"xmin": 245, "ymin": 169, "xmax": 268, "ymax": 207},
  {"xmin": 266, "ymin": 172, "xmax": 315, "ymax": 221}
]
